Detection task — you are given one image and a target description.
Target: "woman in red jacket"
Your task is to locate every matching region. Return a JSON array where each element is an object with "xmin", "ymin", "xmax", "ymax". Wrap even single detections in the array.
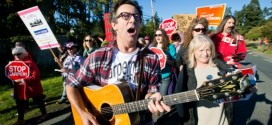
[{"xmin": 11, "ymin": 47, "xmax": 47, "ymax": 125}]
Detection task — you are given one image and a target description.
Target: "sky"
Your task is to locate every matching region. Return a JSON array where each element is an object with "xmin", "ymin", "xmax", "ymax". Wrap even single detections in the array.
[{"xmin": 138, "ymin": 0, "xmax": 271, "ymax": 20}]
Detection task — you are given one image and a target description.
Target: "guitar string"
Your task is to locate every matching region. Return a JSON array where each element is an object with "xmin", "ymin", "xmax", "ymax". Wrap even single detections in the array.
[
  {"xmin": 89, "ymin": 92, "xmax": 199, "ymax": 115},
  {"xmin": 157, "ymin": 77, "xmax": 239, "ymax": 105},
  {"xmin": 89, "ymin": 78, "xmax": 242, "ymax": 115},
  {"xmin": 89, "ymin": 83, "xmax": 235, "ymax": 115}
]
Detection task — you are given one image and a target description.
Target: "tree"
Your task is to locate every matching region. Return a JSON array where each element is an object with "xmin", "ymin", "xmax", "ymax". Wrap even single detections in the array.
[
  {"xmin": 245, "ymin": 26, "xmax": 263, "ymax": 40},
  {"xmin": 261, "ymin": 20, "xmax": 272, "ymax": 40},
  {"xmin": 140, "ymin": 12, "xmax": 161, "ymax": 39},
  {"xmin": 234, "ymin": 0, "xmax": 265, "ymax": 35},
  {"xmin": 224, "ymin": 7, "xmax": 232, "ymax": 16},
  {"xmin": 263, "ymin": 6, "xmax": 272, "ymax": 20}
]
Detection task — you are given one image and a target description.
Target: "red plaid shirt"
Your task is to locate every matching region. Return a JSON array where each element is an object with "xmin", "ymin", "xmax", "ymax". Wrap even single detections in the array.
[{"xmin": 66, "ymin": 42, "xmax": 161, "ymax": 94}]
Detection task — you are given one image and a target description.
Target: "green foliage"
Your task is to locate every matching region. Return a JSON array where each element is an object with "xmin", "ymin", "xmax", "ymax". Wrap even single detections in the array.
[
  {"xmin": 9, "ymin": 35, "xmax": 33, "ymax": 44},
  {"xmin": 234, "ymin": 0, "xmax": 265, "ymax": 35},
  {"xmin": 140, "ymin": 12, "xmax": 161, "ymax": 39},
  {"xmin": 263, "ymin": 7, "xmax": 272, "ymax": 19},
  {"xmin": 54, "ymin": 0, "xmax": 115, "ymax": 37},
  {"xmin": 261, "ymin": 20, "xmax": 272, "ymax": 40},
  {"xmin": 245, "ymin": 26, "xmax": 263, "ymax": 40},
  {"xmin": 225, "ymin": 7, "xmax": 232, "ymax": 16}
]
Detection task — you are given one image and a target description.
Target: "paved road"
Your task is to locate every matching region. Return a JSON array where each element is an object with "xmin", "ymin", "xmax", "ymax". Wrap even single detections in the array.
[
  {"xmin": 38, "ymin": 50, "xmax": 272, "ymax": 125},
  {"xmin": 38, "ymin": 103, "xmax": 74, "ymax": 125},
  {"xmin": 234, "ymin": 51, "xmax": 272, "ymax": 125}
]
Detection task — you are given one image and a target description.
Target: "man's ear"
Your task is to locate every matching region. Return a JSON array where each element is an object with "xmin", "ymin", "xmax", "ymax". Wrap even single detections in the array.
[{"xmin": 111, "ymin": 22, "xmax": 117, "ymax": 31}]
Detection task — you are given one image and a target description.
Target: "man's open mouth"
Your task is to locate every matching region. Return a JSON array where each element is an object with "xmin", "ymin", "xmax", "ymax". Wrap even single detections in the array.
[{"xmin": 127, "ymin": 28, "xmax": 136, "ymax": 34}]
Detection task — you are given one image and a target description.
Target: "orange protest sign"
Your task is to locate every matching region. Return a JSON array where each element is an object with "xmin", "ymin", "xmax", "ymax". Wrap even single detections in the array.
[{"xmin": 196, "ymin": 4, "xmax": 226, "ymax": 27}]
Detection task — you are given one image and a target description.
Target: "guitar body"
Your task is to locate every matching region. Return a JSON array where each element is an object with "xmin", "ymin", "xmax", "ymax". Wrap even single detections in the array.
[{"xmin": 71, "ymin": 83, "xmax": 140, "ymax": 125}]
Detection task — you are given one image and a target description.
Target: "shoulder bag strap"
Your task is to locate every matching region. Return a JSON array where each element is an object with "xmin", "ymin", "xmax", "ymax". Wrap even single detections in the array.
[{"xmin": 135, "ymin": 47, "xmax": 146, "ymax": 101}]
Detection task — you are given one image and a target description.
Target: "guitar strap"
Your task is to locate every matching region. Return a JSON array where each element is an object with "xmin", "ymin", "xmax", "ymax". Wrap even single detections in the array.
[{"xmin": 136, "ymin": 46, "xmax": 147, "ymax": 101}]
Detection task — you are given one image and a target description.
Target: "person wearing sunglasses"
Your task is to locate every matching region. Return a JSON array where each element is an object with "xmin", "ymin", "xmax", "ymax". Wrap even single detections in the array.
[
  {"xmin": 176, "ymin": 17, "xmax": 209, "ymax": 71},
  {"xmin": 210, "ymin": 15, "xmax": 247, "ymax": 66},
  {"xmin": 82, "ymin": 35, "xmax": 98, "ymax": 58},
  {"xmin": 151, "ymin": 29, "xmax": 177, "ymax": 97},
  {"xmin": 11, "ymin": 47, "xmax": 47, "ymax": 125},
  {"xmin": 65, "ymin": 0, "xmax": 170, "ymax": 125}
]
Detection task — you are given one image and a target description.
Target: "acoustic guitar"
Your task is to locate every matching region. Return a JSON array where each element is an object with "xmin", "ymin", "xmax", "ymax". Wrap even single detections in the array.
[{"xmin": 71, "ymin": 72, "xmax": 255, "ymax": 125}]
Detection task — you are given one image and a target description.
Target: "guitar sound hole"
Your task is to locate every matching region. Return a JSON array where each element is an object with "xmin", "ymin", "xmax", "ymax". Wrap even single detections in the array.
[{"xmin": 101, "ymin": 103, "xmax": 113, "ymax": 120}]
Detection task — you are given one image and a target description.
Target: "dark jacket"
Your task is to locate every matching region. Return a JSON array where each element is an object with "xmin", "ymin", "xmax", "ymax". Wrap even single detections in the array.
[
  {"xmin": 176, "ymin": 44, "xmax": 188, "ymax": 68},
  {"xmin": 175, "ymin": 58, "xmax": 234, "ymax": 125}
]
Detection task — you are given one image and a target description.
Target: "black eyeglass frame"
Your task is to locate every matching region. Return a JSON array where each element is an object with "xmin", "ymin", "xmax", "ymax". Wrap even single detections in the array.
[{"xmin": 116, "ymin": 12, "xmax": 141, "ymax": 21}]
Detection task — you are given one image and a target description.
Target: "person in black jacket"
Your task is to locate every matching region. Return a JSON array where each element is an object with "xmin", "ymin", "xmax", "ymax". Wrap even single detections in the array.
[{"xmin": 175, "ymin": 35, "xmax": 234, "ymax": 125}]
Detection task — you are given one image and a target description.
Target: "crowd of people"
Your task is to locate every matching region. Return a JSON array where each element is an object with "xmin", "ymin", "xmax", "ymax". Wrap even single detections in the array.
[{"xmin": 8, "ymin": 0, "xmax": 258, "ymax": 125}]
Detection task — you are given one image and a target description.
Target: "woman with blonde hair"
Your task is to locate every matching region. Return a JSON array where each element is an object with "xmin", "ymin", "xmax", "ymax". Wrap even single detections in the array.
[
  {"xmin": 186, "ymin": 35, "xmax": 216, "ymax": 68},
  {"xmin": 82, "ymin": 35, "xmax": 98, "ymax": 58},
  {"xmin": 175, "ymin": 35, "xmax": 234, "ymax": 125}
]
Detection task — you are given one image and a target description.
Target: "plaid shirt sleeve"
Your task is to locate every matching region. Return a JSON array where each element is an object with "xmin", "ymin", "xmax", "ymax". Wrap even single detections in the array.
[
  {"xmin": 65, "ymin": 56, "xmax": 95, "ymax": 88},
  {"xmin": 145, "ymin": 52, "xmax": 162, "ymax": 93},
  {"xmin": 65, "ymin": 47, "xmax": 113, "ymax": 88}
]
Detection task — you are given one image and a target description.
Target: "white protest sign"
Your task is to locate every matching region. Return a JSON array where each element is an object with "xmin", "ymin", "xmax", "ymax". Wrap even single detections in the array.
[{"xmin": 17, "ymin": 6, "xmax": 60, "ymax": 50}]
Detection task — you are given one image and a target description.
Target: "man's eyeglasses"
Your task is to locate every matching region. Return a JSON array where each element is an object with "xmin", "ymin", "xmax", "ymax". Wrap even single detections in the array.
[
  {"xmin": 13, "ymin": 53, "xmax": 22, "ymax": 56},
  {"xmin": 155, "ymin": 34, "xmax": 162, "ymax": 37},
  {"xmin": 117, "ymin": 12, "xmax": 141, "ymax": 21},
  {"xmin": 193, "ymin": 28, "xmax": 207, "ymax": 32}
]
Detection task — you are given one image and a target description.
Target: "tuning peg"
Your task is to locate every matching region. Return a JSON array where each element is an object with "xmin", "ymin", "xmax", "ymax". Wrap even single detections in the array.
[
  {"xmin": 208, "ymin": 83, "xmax": 213, "ymax": 86},
  {"xmin": 213, "ymin": 95, "xmax": 218, "ymax": 99},
  {"xmin": 224, "ymin": 92, "xmax": 230, "ymax": 96},
  {"xmin": 227, "ymin": 96, "xmax": 233, "ymax": 101},
  {"xmin": 232, "ymin": 76, "xmax": 238, "ymax": 80},
  {"xmin": 237, "ymin": 90, "xmax": 243, "ymax": 94}
]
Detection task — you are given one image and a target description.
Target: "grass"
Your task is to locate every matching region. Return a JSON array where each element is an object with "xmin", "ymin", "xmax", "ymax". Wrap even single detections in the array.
[
  {"xmin": 0, "ymin": 75, "xmax": 63, "ymax": 125},
  {"xmin": 246, "ymin": 41, "xmax": 272, "ymax": 55}
]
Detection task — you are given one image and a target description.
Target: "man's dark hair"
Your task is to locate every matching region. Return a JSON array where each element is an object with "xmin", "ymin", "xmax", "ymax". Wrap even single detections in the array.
[{"xmin": 110, "ymin": 0, "xmax": 142, "ymax": 35}]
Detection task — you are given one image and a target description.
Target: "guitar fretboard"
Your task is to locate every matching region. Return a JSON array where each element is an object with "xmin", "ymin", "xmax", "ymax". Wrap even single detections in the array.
[{"xmin": 112, "ymin": 90, "xmax": 199, "ymax": 115}]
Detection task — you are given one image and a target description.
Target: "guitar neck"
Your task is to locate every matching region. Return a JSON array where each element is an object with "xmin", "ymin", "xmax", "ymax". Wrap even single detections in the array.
[{"xmin": 112, "ymin": 90, "xmax": 199, "ymax": 115}]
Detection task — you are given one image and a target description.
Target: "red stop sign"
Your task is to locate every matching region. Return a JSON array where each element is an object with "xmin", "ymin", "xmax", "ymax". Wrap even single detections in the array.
[
  {"xmin": 150, "ymin": 47, "xmax": 167, "ymax": 70},
  {"xmin": 5, "ymin": 61, "xmax": 30, "ymax": 80},
  {"xmin": 159, "ymin": 18, "xmax": 177, "ymax": 35}
]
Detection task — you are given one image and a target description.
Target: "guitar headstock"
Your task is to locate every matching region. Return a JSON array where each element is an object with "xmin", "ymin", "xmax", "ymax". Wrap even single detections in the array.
[{"xmin": 196, "ymin": 72, "xmax": 256, "ymax": 102}]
